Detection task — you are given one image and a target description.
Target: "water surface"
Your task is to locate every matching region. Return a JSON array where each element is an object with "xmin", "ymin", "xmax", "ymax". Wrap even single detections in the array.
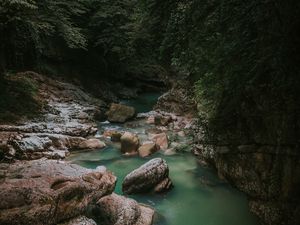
[
  {"xmin": 68, "ymin": 93, "xmax": 259, "ymax": 225},
  {"xmin": 120, "ymin": 92, "xmax": 161, "ymax": 113}
]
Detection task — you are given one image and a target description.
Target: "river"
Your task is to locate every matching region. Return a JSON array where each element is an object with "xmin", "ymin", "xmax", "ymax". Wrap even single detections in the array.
[{"xmin": 67, "ymin": 92, "xmax": 259, "ymax": 225}]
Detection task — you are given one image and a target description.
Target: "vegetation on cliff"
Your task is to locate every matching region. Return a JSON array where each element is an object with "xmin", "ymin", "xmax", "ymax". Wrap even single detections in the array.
[
  {"xmin": 3, "ymin": 0, "xmax": 298, "ymax": 144},
  {"xmin": 138, "ymin": 0, "xmax": 300, "ymax": 145},
  {"xmin": 0, "ymin": 73, "xmax": 41, "ymax": 122},
  {"xmin": 1, "ymin": 0, "xmax": 299, "ymax": 141}
]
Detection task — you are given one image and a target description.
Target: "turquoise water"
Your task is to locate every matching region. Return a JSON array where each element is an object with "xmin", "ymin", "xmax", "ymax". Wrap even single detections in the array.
[
  {"xmin": 68, "ymin": 93, "xmax": 259, "ymax": 225},
  {"xmin": 120, "ymin": 92, "xmax": 161, "ymax": 113},
  {"xmin": 68, "ymin": 148, "xmax": 259, "ymax": 225}
]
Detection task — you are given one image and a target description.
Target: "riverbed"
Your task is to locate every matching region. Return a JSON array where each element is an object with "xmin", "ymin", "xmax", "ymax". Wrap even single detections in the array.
[{"xmin": 68, "ymin": 93, "xmax": 259, "ymax": 225}]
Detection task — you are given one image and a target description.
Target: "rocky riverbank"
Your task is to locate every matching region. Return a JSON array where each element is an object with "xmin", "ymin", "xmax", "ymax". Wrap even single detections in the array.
[
  {"xmin": 0, "ymin": 72, "xmax": 159, "ymax": 225},
  {"xmin": 193, "ymin": 136, "xmax": 300, "ymax": 225},
  {"xmin": 0, "ymin": 72, "xmax": 106, "ymax": 161},
  {"xmin": 153, "ymin": 76, "xmax": 300, "ymax": 225},
  {"xmin": 0, "ymin": 159, "xmax": 116, "ymax": 225}
]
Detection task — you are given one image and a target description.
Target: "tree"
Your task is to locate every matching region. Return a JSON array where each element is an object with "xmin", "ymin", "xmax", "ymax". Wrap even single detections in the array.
[{"xmin": 0, "ymin": 0, "xmax": 89, "ymax": 71}]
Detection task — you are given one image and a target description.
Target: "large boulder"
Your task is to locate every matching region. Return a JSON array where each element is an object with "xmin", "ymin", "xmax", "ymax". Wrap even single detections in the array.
[
  {"xmin": 106, "ymin": 103, "xmax": 136, "ymax": 123},
  {"xmin": 122, "ymin": 158, "xmax": 173, "ymax": 194},
  {"xmin": 0, "ymin": 159, "xmax": 116, "ymax": 225},
  {"xmin": 138, "ymin": 143, "xmax": 159, "ymax": 157},
  {"xmin": 78, "ymin": 139, "xmax": 106, "ymax": 149},
  {"xmin": 120, "ymin": 132, "xmax": 139, "ymax": 155},
  {"xmin": 93, "ymin": 193, "xmax": 154, "ymax": 225}
]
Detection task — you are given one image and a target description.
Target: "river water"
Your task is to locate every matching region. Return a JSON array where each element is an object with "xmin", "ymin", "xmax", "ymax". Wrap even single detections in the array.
[{"xmin": 68, "ymin": 93, "xmax": 259, "ymax": 225}]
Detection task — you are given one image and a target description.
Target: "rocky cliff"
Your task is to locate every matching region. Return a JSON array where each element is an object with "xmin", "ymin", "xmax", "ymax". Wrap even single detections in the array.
[
  {"xmin": 193, "ymin": 92, "xmax": 300, "ymax": 225},
  {"xmin": 156, "ymin": 75, "xmax": 300, "ymax": 225}
]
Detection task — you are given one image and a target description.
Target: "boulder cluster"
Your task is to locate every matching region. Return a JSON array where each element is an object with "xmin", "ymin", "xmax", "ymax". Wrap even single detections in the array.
[
  {"xmin": 0, "ymin": 74, "xmax": 197, "ymax": 225},
  {"xmin": 102, "ymin": 108, "xmax": 196, "ymax": 158},
  {"xmin": 0, "ymin": 157, "xmax": 168, "ymax": 225}
]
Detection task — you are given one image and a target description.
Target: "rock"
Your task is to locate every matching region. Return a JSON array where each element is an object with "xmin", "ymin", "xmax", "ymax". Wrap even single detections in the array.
[
  {"xmin": 138, "ymin": 143, "xmax": 159, "ymax": 157},
  {"xmin": 146, "ymin": 116, "xmax": 155, "ymax": 124},
  {"xmin": 8, "ymin": 135, "xmax": 72, "ymax": 160},
  {"xmin": 173, "ymin": 143, "xmax": 192, "ymax": 152},
  {"xmin": 149, "ymin": 133, "xmax": 168, "ymax": 150},
  {"xmin": 106, "ymin": 103, "xmax": 136, "ymax": 123},
  {"xmin": 154, "ymin": 115, "xmax": 172, "ymax": 126},
  {"xmin": 0, "ymin": 159, "xmax": 116, "ymax": 225},
  {"xmin": 120, "ymin": 132, "xmax": 139, "ymax": 155},
  {"xmin": 146, "ymin": 128, "xmax": 163, "ymax": 135},
  {"xmin": 103, "ymin": 130, "xmax": 123, "ymax": 142},
  {"xmin": 163, "ymin": 148, "xmax": 176, "ymax": 156},
  {"xmin": 136, "ymin": 111, "xmax": 159, "ymax": 119},
  {"xmin": 52, "ymin": 135, "xmax": 86, "ymax": 150},
  {"xmin": 10, "ymin": 136, "xmax": 52, "ymax": 153},
  {"xmin": 154, "ymin": 83, "xmax": 197, "ymax": 115},
  {"xmin": 122, "ymin": 158, "xmax": 173, "ymax": 194},
  {"xmin": 111, "ymin": 132, "xmax": 122, "ymax": 142},
  {"xmin": 10, "ymin": 134, "xmax": 103, "ymax": 158},
  {"xmin": 103, "ymin": 130, "xmax": 112, "ymax": 137},
  {"xmin": 76, "ymin": 112, "xmax": 90, "ymax": 120},
  {"xmin": 78, "ymin": 139, "xmax": 106, "ymax": 149},
  {"xmin": 93, "ymin": 193, "xmax": 155, "ymax": 225},
  {"xmin": 43, "ymin": 149, "xmax": 69, "ymax": 159},
  {"xmin": 154, "ymin": 178, "xmax": 173, "ymax": 193},
  {"xmin": 59, "ymin": 216, "xmax": 97, "ymax": 225},
  {"xmin": 0, "ymin": 72, "xmax": 108, "ymax": 161}
]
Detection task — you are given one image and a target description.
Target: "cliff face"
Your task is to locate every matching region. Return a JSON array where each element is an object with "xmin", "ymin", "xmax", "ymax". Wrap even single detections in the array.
[
  {"xmin": 154, "ymin": 74, "xmax": 197, "ymax": 116},
  {"xmin": 195, "ymin": 88, "xmax": 300, "ymax": 225},
  {"xmin": 211, "ymin": 145, "xmax": 300, "ymax": 225}
]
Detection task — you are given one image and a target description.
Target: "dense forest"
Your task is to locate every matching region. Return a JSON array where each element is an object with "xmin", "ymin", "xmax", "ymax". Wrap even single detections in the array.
[
  {"xmin": 0, "ymin": 1, "xmax": 299, "ymax": 225},
  {"xmin": 1, "ymin": 0, "xmax": 300, "ymax": 135}
]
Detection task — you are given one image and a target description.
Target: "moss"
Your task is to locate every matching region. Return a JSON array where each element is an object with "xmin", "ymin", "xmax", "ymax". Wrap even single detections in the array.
[{"xmin": 0, "ymin": 73, "xmax": 42, "ymax": 123}]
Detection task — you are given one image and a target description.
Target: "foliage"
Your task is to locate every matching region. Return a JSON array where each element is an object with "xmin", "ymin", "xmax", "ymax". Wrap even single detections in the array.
[
  {"xmin": 0, "ymin": 0, "xmax": 148, "ymax": 78},
  {"xmin": 0, "ymin": 0, "xmax": 299, "ymax": 142},
  {"xmin": 0, "ymin": 73, "xmax": 41, "ymax": 122},
  {"xmin": 138, "ymin": 0, "xmax": 300, "ymax": 142},
  {"xmin": 0, "ymin": 0, "xmax": 90, "ymax": 72}
]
